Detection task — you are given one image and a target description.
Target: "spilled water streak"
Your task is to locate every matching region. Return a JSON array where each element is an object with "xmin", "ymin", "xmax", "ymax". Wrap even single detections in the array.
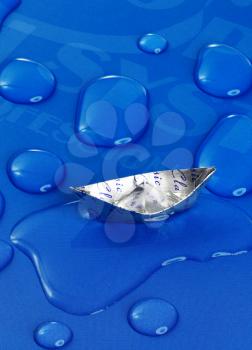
[{"xmin": 11, "ymin": 194, "xmax": 252, "ymax": 316}]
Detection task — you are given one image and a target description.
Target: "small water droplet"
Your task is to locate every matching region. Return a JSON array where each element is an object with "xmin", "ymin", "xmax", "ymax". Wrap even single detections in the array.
[
  {"xmin": 0, "ymin": 58, "xmax": 56, "ymax": 104},
  {"xmin": 196, "ymin": 114, "xmax": 252, "ymax": 197},
  {"xmin": 138, "ymin": 33, "xmax": 168, "ymax": 55},
  {"xmin": 195, "ymin": 44, "xmax": 252, "ymax": 97},
  {"xmin": 75, "ymin": 75, "xmax": 149, "ymax": 147},
  {"xmin": 128, "ymin": 298, "xmax": 178, "ymax": 336},
  {"xmin": 8, "ymin": 149, "xmax": 65, "ymax": 194},
  {"xmin": 0, "ymin": 241, "xmax": 13, "ymax": 270},
  {"xmin": 34, "ymin": 322, "xmax": 72, "ymax": 349}
]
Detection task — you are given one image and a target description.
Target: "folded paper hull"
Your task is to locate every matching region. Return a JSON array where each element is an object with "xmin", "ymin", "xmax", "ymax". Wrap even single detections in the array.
[{"xmin": 71, "ymin": 167, "xmax": 216, "ymax": 222}]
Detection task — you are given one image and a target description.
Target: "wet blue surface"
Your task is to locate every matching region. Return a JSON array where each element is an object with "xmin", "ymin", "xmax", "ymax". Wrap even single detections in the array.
[
  {"xmin": 11, "ymin": 194, "xmax": 252, "ymax": 315},
  {"xmin": 7, "ymin": 149, "xmax": 65, "ymax": 193},
  {"xmin": 196, "ymin": 114, "xmax": 252, "ymax": 197},
  {"xmin": 128, "ymin": 298, "xmax": 178, "ymax": 336},
  {"xmin": 75, "ymin": 75, "xmax": 149, "ymax": 147},
  {"xmin": 0, "ymin": 58, "xmax": 56, "ymax": 104},
  {"xmin": 195, "ymin": 44, "xmax": 252, "ymax": 98},
  {"xmin": 0, "ymin": 191, "xmax": 5, "ymax": 218},
  {"xmin": 0, "ymin": 0, "xmax": 20, "ymax": 27},
  {"xmin": 0, "ymin": 0, "xmax": 251, "ymax": 349},
  {"xmin": 138, "ymin": 34, "xmax": 168, "ymax": 55},
  {"xmin": 34, "ymin": 322, "xmax": 72, "ymax": 349}
]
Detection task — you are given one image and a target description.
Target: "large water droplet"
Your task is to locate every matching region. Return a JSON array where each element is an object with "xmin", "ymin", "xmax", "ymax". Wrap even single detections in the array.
[
  {"xmin": 11, "ymin": 195, "xmax": 252, "ymax": 315},
  {"xmin": 138, "ymin": 33, "xmax": 168, "ymax": 54},
  {"xmin": 0, "ymin": 241, "xmax": 13, "ymax": 270},
  {"xmin": 195, "ymin": 44, "xmax": 252, "ymax": 98},
  {"xmin": 8, "ymin": 149, "xmax": 65, "ymax": 194},
  {"xmin": 34, "ymin": 322, "xmax": 72, "ymax": 349},
  {"xmin": 0, "ymin": 58, "xmax": 56, "ymax": 104},
  {"xmin": 196, "ymin": 114, "xmax": 252, "ymax": 197},
  {"xmin": 0, "ymin": 191, "xmax": 5, "ymax": 218},
  {"xmin": 0, "ymin": 0, "xmax": 20, "ymax": 27},
  {"xmin": 128, "ymin": 298, "xmax": 178, "ymax": 336},
  {"xmin": 75, "ymin": 75, "xmax": 149, "ymax": 147}
]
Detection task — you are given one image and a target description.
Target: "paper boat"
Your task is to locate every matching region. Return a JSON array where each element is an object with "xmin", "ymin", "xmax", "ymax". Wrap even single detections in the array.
[{"xmin": 71, "ymin": 167, "xmax": 216, "ymax": 222}]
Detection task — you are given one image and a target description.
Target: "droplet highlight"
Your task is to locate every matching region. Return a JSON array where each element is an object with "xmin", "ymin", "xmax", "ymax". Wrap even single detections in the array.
[
  {"xmin": 128, "ymin": 299, "xmax": 178, "ymax": 336},
  {"xmin": 0, "ymin": 58, "xmax": 56, "ymax": 104},
  {"xmin": 34, "ymin": 322, "xmax": 72, "ymax": 349},
  {"xmin": 138, "ymin": 33, "xmax": 168, "ymax": 54},
  {"xmin": 8, "ymin": 149, "xmax": 65, "ymax": 194},
  {"xmin": 196, "ymin": 114, "xmax": 252, "ymax": 197},
  {"xmin": 75, "ymin": 75, "xmax": 149, "ymax": 147},
  {"xmin": 195, "ymin": 44, "xmax": 252, "ymax": 97},
  {"xmin": 0, "ymin": 241, "xmax": 13, "ymax": 271}
]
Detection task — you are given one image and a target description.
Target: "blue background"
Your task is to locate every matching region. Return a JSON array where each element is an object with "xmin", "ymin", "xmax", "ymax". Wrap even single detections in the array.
[{"xmin": 0, "ymin": 0, "xmax": 252, "ymax": 348}]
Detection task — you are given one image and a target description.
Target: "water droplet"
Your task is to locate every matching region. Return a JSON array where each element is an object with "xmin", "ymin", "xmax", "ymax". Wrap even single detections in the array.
[
  {"xmin": 0, "ymin": 241, "xmax": 13, "ymax": 270},
  {"xmin": 195, "ymin": 44, "xmax": 252, "ymax": 97},
  {"xmin": 34, "ymin": 322, "xmax": 72, "ymax": 349},
  {"xmin": 0, "ymin": 58, "xmax": 56, "ymax": 104},
  {"xmin": 196, "ymin": 114, "xmax": 252, "ymax": 197},
  {"xmin": 128, "ymin": 299, "xmax": 178, "ymax": 336},
  {"xmin": 0, "ymin": 191, "xmax": 5, "ymax": 218},
  {"xmin": 0, "ymin": 0, "xmax": 20, "ymax": 27},
  {"xmin": 8, "ymin": 149, "xmax": 65, "ymax": 194},
  {"xmin": 75, "ymin": 75, "xmax": 149, "ymax": 147},
  {"xmin": 138, "ymin": 33, "xmax": 168, "ymax": 55}
]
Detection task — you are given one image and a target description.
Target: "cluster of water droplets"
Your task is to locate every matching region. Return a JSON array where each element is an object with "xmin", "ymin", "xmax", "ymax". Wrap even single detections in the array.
[{"xmin": 0, "ymin": 2, "xmax": 252, "ymax": 347}]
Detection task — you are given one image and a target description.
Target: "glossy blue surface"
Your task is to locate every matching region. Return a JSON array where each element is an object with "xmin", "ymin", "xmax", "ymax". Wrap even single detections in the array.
[
  {"xmin": 34, "ymin": 322, "xmax": 72, "ymax": 349},
  {"xmin": 0, "ymin": 0, "xmax": 20, "ymax": 26},
  {"xmin": 11, "ymin": 194, "xmax": 252, "ymax": 315},
  {"xmin": 138, "ymin": 34, "xmax": 168, "ymax": 54},
  {"xmin": 128, "ymin": 298, "xmax": 178, "ymax": 336},
  {"xmin": 0, "ymin": 0, "xmax": 251, "ymax": 349},
  {"xmin": 0, "ymin": 191, "xmax": 5, "ymax": 218},
  {"xmin": 0, "ymin": 58, "xmax": 56, "ymax": 104},
  {"xmin": 0, "ymin": 241, "xmax": 13, "ymax": 271},
  {"xmin": 195, "ymin": 44, "xmax": 252, "ymax": 98},
  {"xmin": 8, "ymin": 149, "xmax": 65, "ymax": 194},
  {"xmin": 196, "ymin": 114, "xmax": 252, "ymax": 197},
  {"xmin": 75, "ymin": 75, "xmax": 149, "ymax": 147}
]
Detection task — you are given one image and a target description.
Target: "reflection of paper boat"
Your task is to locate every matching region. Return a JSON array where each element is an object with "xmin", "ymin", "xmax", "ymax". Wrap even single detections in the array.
[{"xmin": 71, "ymin": 167, "xmax": 216, "ymax": 222}]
